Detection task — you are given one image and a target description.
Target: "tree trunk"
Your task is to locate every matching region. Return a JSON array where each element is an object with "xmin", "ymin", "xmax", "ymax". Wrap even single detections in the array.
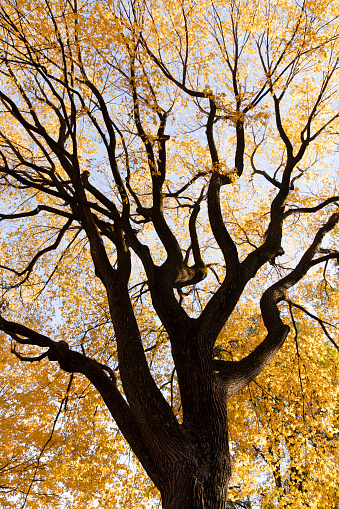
[{"xmin": 160, "ymin": 442, "xmax": 231, "ymax": 509}]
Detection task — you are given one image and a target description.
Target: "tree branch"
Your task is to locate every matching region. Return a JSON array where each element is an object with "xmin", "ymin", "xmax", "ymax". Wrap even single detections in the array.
[
  {"xmin": 0, "ymin": 315, "xmax": 161, "ymax": 486},
  {"xmin": 216, "ymin": 209, "xmax": 339, "ymax": 395},
  {"xmin": 288, "ymin": 300, "xmax": 339, "ymax": 351},
  {"xmin": 284, "ymin": 196, "xmax": 339, "ymax": 217}
]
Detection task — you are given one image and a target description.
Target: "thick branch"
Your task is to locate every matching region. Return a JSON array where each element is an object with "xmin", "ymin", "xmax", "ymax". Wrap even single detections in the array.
[
  {"xmin": 206, "ymin": 99, "xmax": 241, "ymax": 274},
  {"xmin": 0, "ymin": 315, "xmax": 161, "ymax": 487},
  {"xmin": 207, "ymin": 173, "xmax": 240, "ymax": 274},
  {"xmin": 216, "ymin": 210, "xmax": 339, "ymax": 396}
]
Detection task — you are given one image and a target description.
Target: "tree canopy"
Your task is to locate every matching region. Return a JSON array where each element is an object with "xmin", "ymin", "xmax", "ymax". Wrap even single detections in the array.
[{"xmin": 1, "ymin": 0, "xmax": 339, "ymax": 507}]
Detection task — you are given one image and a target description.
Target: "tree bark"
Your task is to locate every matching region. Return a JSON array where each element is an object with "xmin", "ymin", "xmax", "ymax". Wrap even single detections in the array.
[
  {"xmin": 160, "ymin": 446, "xmax": 231, "ymax": 509},
  {"xmin": 153, "ymin": 374, "xmax": 231, "ymax": 509}
]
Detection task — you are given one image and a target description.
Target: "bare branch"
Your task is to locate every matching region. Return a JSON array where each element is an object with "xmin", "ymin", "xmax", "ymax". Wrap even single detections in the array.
[
  {"xmin": 288, "ymin": 300, "xmax": 339, "ymax": 351},
  {"xmin": 284, "ymin": 196, "xmax": 339, "ymax": 217}
]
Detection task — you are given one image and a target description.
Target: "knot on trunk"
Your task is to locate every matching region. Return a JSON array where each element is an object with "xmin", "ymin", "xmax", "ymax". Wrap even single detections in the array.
[{"xmin": 173, "ymin": 264, "xmax": 208, "ymax": 288}]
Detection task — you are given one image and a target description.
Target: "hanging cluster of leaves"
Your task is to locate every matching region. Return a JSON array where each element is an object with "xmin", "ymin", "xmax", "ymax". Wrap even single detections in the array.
[{"xmin": 0, "ymin": 0, "xmax": 339, "ymax": 507}]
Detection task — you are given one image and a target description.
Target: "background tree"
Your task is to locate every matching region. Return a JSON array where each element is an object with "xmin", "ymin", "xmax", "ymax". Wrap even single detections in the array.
[{"xmin": 0, "ymin": 0, "xmax": 339, "ymax": 507}]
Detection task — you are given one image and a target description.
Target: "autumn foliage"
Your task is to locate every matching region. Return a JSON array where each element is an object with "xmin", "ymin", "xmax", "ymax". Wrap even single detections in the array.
[{"xmin": 1, "ymin": 0, "xmax": 339, "ymax": 507}]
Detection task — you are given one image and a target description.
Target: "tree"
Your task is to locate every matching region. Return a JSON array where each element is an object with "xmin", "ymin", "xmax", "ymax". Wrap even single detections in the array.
[{"xmin": 0, "ymin": 0, "xmax": 339, "ymax": 507}]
